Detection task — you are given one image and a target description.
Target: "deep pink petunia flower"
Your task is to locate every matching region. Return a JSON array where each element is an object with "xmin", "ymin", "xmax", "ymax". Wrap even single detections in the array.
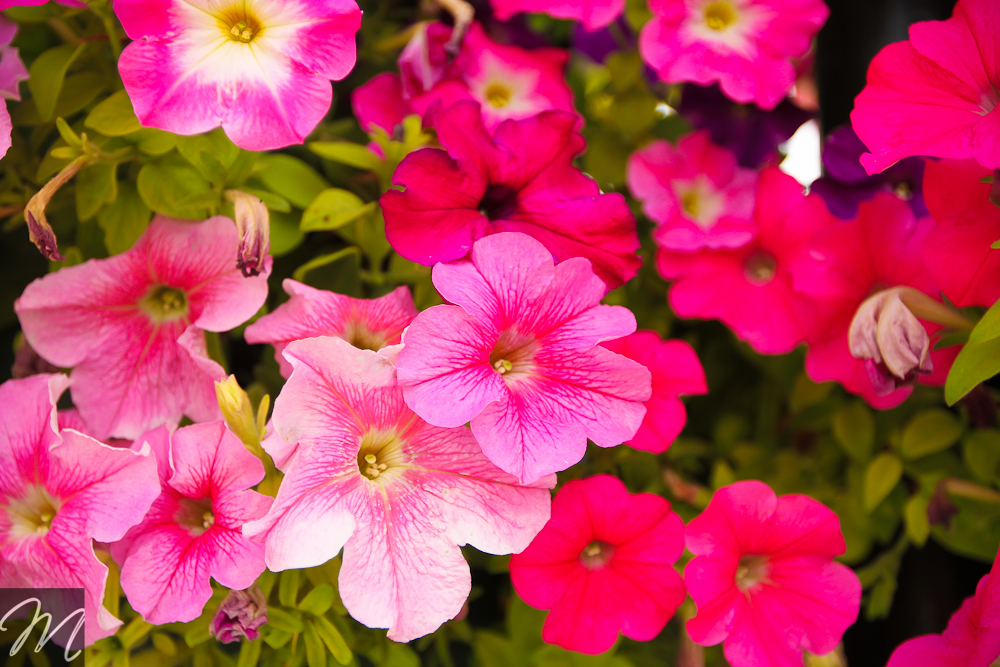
[
  {"xmin": 886, "ymin": 545, "xmax": 1000, "ymax": 667},
  {"xmin": 639, "ymin": 0, "xmax": 829, "ymax": 110},
  {"xmin": 243, "ymin": 336, "xmax": 552, "ymax": 642},
  {"xmin": 0, "ymin": 374, "xmax": 159, "ymax": 645},
  {"xmin": 922, "ymin": 158, "xmax": 1000, "ymax": 309},
  {"xmin": 114, "ymin": 0, "xmax": 362, "ymax": 151},
  {"xmin": 490, "ymin": 0, "xmax": 625, "ymax": 31},
  {"xmin": 244, "ymin": 279, "xmax": 417, "ymax": 378},
  {"xmin": 509, "ymin": 475, "xmax": 686, "ymax": 654},
  {"xmin": 600, "ymin": 331, "xmax": 707, "ymax": 454},
  {"xmin": 381, "ymin": 101, "xmax": 640, "ymax": 289},
  {"xmin": 852, "ymin": 0, "xmax": 1000, "ymax": 174},
  {"xmin": 628, "ymin": 131, "xmax": 758, "ymax": 251},
  {"xmin": 15, "ymin": 216, "xmax": 271, "ymax": 440},
  {"xmin": 791, "ymin": 193, "xmax": 955, "ymax": 408},
  {"xmin": 395, "ymin": 232, "xmax": 651, "ymax": 483},
  {"xmin": 657, "ymin": 167, "xmax": 835, "ymax": 354},
  {"xmin": 113, "ymin": 422, "xmax": 271, "ymax": 624},
  {"xmin": 685, "ymin": 481, "xmax": 861, "ymax": 667},
  {"xmin": 352, "ymin": 72, "xmax": 411, "ymax": 134}
]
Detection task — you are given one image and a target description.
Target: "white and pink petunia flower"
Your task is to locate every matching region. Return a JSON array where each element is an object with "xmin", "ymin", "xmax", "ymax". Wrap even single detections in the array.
[
  {"xmin": 395, "ymin": 232, "xmax": 651, "ymax": 484},
  {"xmin": 112, "ymin": 422, "xmax": 272, "ymax": 625},
  {"xmin": 0, "ymin": 374, "xmax": 159, "ymax": 645},
  {"xmin": 114, "ymin": 0, "xmax": 362, "ymax": 151},
  {"xmin": 243, "ymin": 336, "xmax": 553, "ymax": 642},
  {"xmin": 15, "ymin": 215, "xmax": 271, "ymax": 441},
  {"xmin": 244, "ymin": 279, "xmax": 417, "ymax": 378}
]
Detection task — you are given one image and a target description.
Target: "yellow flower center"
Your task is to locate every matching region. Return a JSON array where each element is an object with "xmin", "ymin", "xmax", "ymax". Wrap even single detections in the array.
[
  {"xmin": 704, "ymin": 1, "xmax": 738, "ymax": 31},
  {"xmin": 579, "ymin": 541, "xmax": 615, "ymax": 569},
  {"xmin": 342, "ymin": 320, "xmax": 386, "ymax": 352},
  {"xmin": 6, "ymin": 485, "xmax": 61, "ymax": 539},
  {"xmin": 218, "ymin": 6, "xmax": 264, "ymax": 43},
  {"xmin": 485, "ymin": 83, "xmax": 512, "ymax": 109},
  {"xmin": 681, "ymin": 190, "xmax": 701, "ymax": 218},
  {"xmin": 140, "ymin": 285, "xmax": 189, "ymax": 323},
  {"xmin": 358, "ymin": 429, "xmax": 405, "ymax": 481},
  {"xmin": 489, "ymin": 330, "xmax": 537, "ymax": 381}
]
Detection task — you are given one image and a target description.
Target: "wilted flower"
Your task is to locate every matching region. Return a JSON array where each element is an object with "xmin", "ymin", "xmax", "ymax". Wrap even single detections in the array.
[
  {"xmin": 225, "ymin": 190, "xmax": 270, "ymax": 278},
  {"xmin": 24, "ymin": 158, "xmax": 82, "ymax": 261},
  {"xmin": 210, "ymin": 586, "xmax": 269, "ymax": 643}
]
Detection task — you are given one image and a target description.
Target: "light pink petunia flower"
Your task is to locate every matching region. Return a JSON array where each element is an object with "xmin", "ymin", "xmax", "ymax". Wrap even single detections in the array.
[
  {"xmin": 395, "ymin": 232, "xmax": 651, "ymax": 484},
  {"xmin": 243, "ymin": 336, "xmax": 553, "ymax": 642},
  {"xmin": 490, "ymin": 0, "xmax": 625, "ymax": 31},
  {"xmin": 509, "ymin": 475, "xmax": 686, "ymax": 654},
  {"xmin": 886, "ymin": 545, "xmax": 1000, "ymax": 667},
  {"xmin": 791, "ymin": 193, "xmax": 955, "ymax": 409},
  {"xmin": 244, "ymin": 279, "xmax": 417, "ymax": 378},
  {"xmin": 600, "ymin": 331, "xmax": 707, "ymax": 454},
  {"xmin": 851, "ymin": 0, "xmax": 1000, "ymax": 174},
  {"xmin": 0, "ymin": 16, "xmax": 28, "ymax": 160},
  {"xmin": 113, "ymin": 422, "xmax": 271, "ymax": 624},
  {"xmin": 657, "ymin": 167, "xmax": 835, "ymax": 355},
  {"xmin": 628, "ymin": 131, "xmax": 758, "ymax": 251},
  {"xmin": 0, "ymin": 374, "xmax": 159, "ymax": 645},
  {"xmin": 922, "ymin": 158, "xmax": 1000, "ymax": 309},
  {"xmin": 380, "ymin": 101, "xmax": 641, "ymax": 289},
  {"xmin": 15, "ymin": 216, "xmax": 271, "ymax": 440},
  {"xmin": 685, "ymin": 480, "xmax": 861, "ymax": 667},
  {"xmin": 640, "ymin": 0, "xmax": 829, "ymax": 110},
  {"xmin": 114, "ymin": 0, "xmax": 362, "ymax": 151}
]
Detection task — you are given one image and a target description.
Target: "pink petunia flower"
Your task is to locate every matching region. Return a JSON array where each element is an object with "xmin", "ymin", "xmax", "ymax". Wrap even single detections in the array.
[
  {"xmin": 639, "ymin": 0, "xmax": 829, "ymax": 110},
  {"xmin": 113, "ymin": 422, "xmax": 271, "ymax": 624},
  {"xmin": 851, "ymin": 0, "xmax": 1000, "ymax": 174},
  {"xmin": 0, "ymin": 374, "xmax": 159, "ymax": 645},
  {"xmin": 490, "ymin": 0, "xmax": 625, "ymax": 31},
  {"xmin": 0, "ymin": 0, "xmax": 84, "ymax": 8},
  {"xmin": 114, "ymin": 0, "xmax": 362, "ymax": 151},
  {"xmin": 509, "ymin": 475, "xmax": 686, "ymax": 654},
  {"xmin": 242, "ymin": 336, "xmax": 553, "ymax": 642},
  {"xmin": 657, "ymin": 167, "xmax": 835, "ymax": 354},
  {"xmin": 15, "ymin": 215, "xmax": 271, "ymax": 440},
  {"xmin": 685, "ymin": 480, "xmax": 861, "ymax": 667},
  {"xmin": 244, "ymin": 279, "xmax": 417, "ymax": 378},
  {"xmin": 628, "ymin": 131, "xmax": 758, "ymax": 251},
  {"xmin": 381, "ymin": 101, "xmax": 641, "ymax": 289},
  {"xmin": 600, "ymin": 331, "xmax": 707, "ymax": 454},
  {"xmin": 886, "ymin": 545, "xmax": 1000, "ymax": 667},
  {"xmin": 395, "ymin": 232, "xmax": 651, "ymax": 483},
  {"xmin": 922, "ymin": 158, "xmax": 1000, "ymax": 309},
  {"xmin": 0, "ymin": 16, "xmax": 28, "ymax": 160},
  {"xmin": 791, "ymin": 193, "xmax": 955, "ymax": 408},
  {"xmin": 352, "ymin": 72, "xmax": 411, "ymax": 134}
]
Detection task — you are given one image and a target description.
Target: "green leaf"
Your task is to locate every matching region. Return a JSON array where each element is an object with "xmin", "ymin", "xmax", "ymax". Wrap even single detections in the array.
[
  {"xmin": 262, "ymin": 628, "xmax": 292, "ymax": 649},
  {"xmin": 473, "ymin": 632, "xmax": 517, "ymax": 667},
  {"xmin": 242, "ymin": 188, "xmax": 291, "ymax": 213},
  {"xmin": 270, "ymin": 209, "xmax": 305, "ymax": 256},
  {"xmin": 302, "ymin": 621, "xmax": 327, "ymax": 667},
  {"xmin": 900, "ymin": 409, "xmax": 963, "ymax": 460},
  {"xmin": 993, "ymin": 239, "xmax": 1000, "ymax": 249},
  {"xmin": 963, "ymin": 429, "xmax": 1000, "ymax": 485},
  {"xmin": 309, "ymin": 141, "xmax": 383, "ymax": 172},
  {"xmin": 236, "ymin": 638, "xmax": 262, "ymax": 667},
  {"xmin": 298, "ymin": 583, "xmax": 335, "ymax": 616},
  {"xmin": 312, "ymin": 616, "xmax": 352, "ymax": 665},
  {"xmin": 945, "ymin": 336, "xmax": 1000, "ymax": 405},
  {"xmin": 85, "ymin": 90, "xmax": 143, "ymax": 137},
  {"xmin": 97, "ymin": 181, "xmax": 151, "ymax": 255},
  {"xmin": 832, "ymin": 400, "xmax": 876, "ymax": 463},
  {"xmin": 129, "ymin": 128, "xmax": 178, "ymax": 156},
  {"xmin": 177, "ymin": 129, "xmax": 241, "ymax": 171},
  {"xmin": 54, "ymin": 71, "xmax": 107, "ymax": 119},
  {"xmin": 293, "ymin": 247, "xmax": 360, "ymax": 283},
  {"xmin": 267, "ymin": 607, "xmax": 304, "ymax": 634},
  {"xmin": 75, "ymin": 162, "xmax": 118, "ymax": 221},
  {"xmin": 971, "ymin": 297, "xmax": 1000, "ymax": 344},
  {"xmin": 904, "ymin": 494, "xmax": 930, "ymax": 546},
  {"xmin": 301, "ymin": 188, "xmax": 375, "ymax": 231},
  {"xmin": 137, "ymin": 155, "xmax": 213, "ymax": 219},
  {"xmin": 55, "ymin": 118, "xmax": 81, "ymax": 147},
  {"xmin": 28, "ymin": 43, "xmax": 86, "ymax": 120},
  {"xmin": 278, "ymin": 569, "xmax": 301, "ymax": 607},
  {"xmin": 864, "ymin": 453, "xmax": 903, "ymax": 512},
  {"xmin": 255, "ymin": 154, "xmax": 329, "ymax": 208},
  {"xmin": 866, "ymin": 573, "xmax": 898, "ymax": 620},
  {"xmin": 192, "ymin": 150, "xmax": 228, "ymax": 187}
]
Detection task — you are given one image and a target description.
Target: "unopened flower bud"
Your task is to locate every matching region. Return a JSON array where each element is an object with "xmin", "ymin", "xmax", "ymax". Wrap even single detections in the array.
[
  {"xmin": 224, "ymin": 190, "xmax": 270, "ymax": 278},
  {"xmin": 848, "ymin": 288, "xmax": 932, "ymax": 396},
  {"xmin": 215, "ymin": 375, "xmax": 259, "ymax": 447},
  {"xmin": 209, "ymin": 585, "xmax": 268, "ymax": 644},
  {"xmin": 24, "ymin": 159, "xmax": 84, "ymax": 261}
]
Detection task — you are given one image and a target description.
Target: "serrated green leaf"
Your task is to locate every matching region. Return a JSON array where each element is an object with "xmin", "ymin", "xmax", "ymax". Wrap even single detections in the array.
[
  {"xmin": 832, "ymin": 400, "xmax": 875, "ymax": 463},
  {"xmin": 901, "ymin": 409, "xmax": 963, "ymax": 460},
  {"xmin": 945, "ymin": 336, "xmax": 1000, "ymax": 405},
  {"xmin": 864, "ymin": 453, "xmax": 903, "ymax": 512},
  {"xmin": 298, "ymin": 583, "xmax": 335, "ymax": 616},
  {"xmin": 302, "ymin": 621, "xmax": 327, "ymax": 667},
  {"xmin": 255, "ymin": 154, "xmax": 329, "ymax": 208},
  {"xmin": 971, "ymin": 297, "xmax": 1000, "ymax": 344},
  {"xmin": 75, "ymin": 161, "xmax": 118, "ymax": 221},
  {"xmin": 309, "ymin": 141, "xmax": 383, "ymax": 172},
  {"xmin": 267, "ymin": 607, "xmax": 304, "ymax": 634},
  {"xmin": 312, "ymin": 616, "xmax": 352, "ymax": 665},
  {"xmin": 85, "ymin": 90, "xmax": 143, "ymax": 137},
  {"xmin": 301, "ymin": 188, "xmax": 375, "ymax": 231},
  {"xmin": 29, "ymin": 43, "xmax": 85, "ymax": 120}
]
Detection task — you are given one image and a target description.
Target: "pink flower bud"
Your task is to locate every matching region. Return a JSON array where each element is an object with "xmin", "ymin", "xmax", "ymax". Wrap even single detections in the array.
[
  {"xmin": 209, "ymin": 585, "xmax": 268, "ymax": 644},
  {"xmin": 848, "ymin": 288, "xmax": 932, "ymax": 396}
]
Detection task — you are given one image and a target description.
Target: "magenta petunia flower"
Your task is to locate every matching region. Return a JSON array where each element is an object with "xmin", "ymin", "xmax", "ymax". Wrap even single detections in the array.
[
  {"xmin": 242, "ymin": 336, "xmax": 552, "ymax": 642},
  {"xmin": 639, "ymin": 0, "xmax": 829, "ymax": 110},
  {"xmin": 509, "ymin": 475, "xmax": 685, "ymax": 654},
  {"xmin": 113, "ymin": 422, "xmax": 271, "ymax": 624},
  {"xmin": 791, "ymin": 193, "xmax": 954, "ymax": 409},
  {"xmin": 244, "ymin": 279, "xmax": 417, "ymax": 378},
  {"xmin": 114, "ymin": 0, "xmax": 362, "ymax": 151},
  {"xmin": 922, "ymin": 158, "xmax": 1000, "ymax": 309},
  {"xmin": 15, "ymin": 216, "xmax": 271, "ymax": 440},
  {"xmin": 395, "ymin": 232, "xmax": 651, "ymax": 483},
  {"xmin": 657, "ymin": 167, "xmax": 835, "ymax": 354},
  {"xmin": 628, "ymin": 131, "xmax": 758, "ymax": 251},
  {"xmin": 600, "ymin": 331, "xmax": 707, "ymax": 454},
  {"xmin": 490, "ymin": 0, "xmax": 625, "ymax": 31},
  {"xmin": 352, "ymin": 71, "xmax": 410, "ymax": 134},
  {"xmin": 685, "ymin": 481, "xmax": 861, "ymax": 667},
  {"xmin": 886, "ymin": 545, "xmax": 1000, "ymax": 667},
  {"xmin": 0, "ymin": 17, "xmax": 27, "ymax": 161},
  {"xmin": 851, "ymin": 0, "xmax": 1000, "ymax": 174},
  {"xmin": 0, "ymin": 374, "xmax": 159, "ymax": 645},
  {"xmin": 381, "ymin": 101, "xmax": 640, "ymax": 289}
]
